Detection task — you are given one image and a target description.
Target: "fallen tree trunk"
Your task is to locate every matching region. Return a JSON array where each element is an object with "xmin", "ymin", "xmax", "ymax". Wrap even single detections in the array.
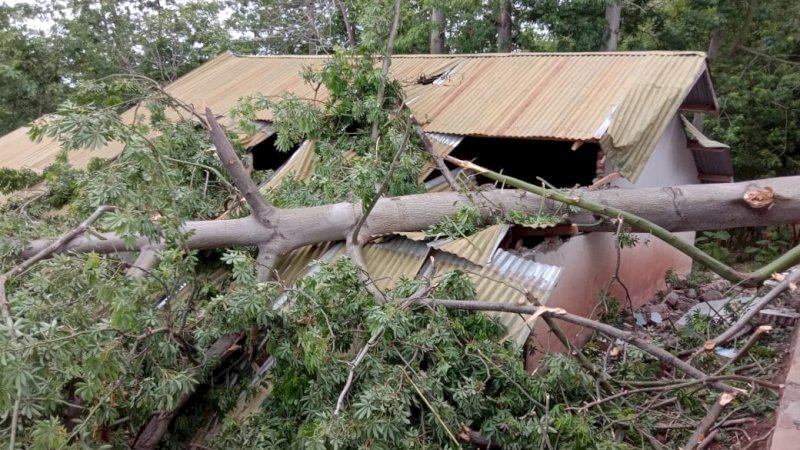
[{"xmin": 19, "ymin": 176, "xmax": 800, "ymax": 261}]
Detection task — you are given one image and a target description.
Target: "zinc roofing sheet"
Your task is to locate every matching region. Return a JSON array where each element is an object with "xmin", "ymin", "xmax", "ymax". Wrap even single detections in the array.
[
  {"xmin": 432, "ymin": 248, "xmax": 561, "ymax": 347},
  {"xmin": 431, "ymin": 224, "xmax": 510, "ymax": 266},
  {"xmin": 1, "ymin": 51, "xmax": 714, "ymax": 183},
  {"xmin": 361, "ymin": 237, "xmax": 431, "ymax": 292}
]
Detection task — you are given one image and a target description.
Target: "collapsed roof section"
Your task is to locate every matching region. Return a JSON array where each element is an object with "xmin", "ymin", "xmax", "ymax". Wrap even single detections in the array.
[
  {"xmin": 274, "ymin": 229, "xmax": 562, "ymax": 347},
  {"xmin": 1, "ymin": 51, "xmax": 718, "ymax": 183}
]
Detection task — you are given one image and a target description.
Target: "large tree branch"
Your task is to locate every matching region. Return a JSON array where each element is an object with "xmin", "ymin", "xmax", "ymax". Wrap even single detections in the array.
[
  {"xmin": 18, "ymin": 176, "xmax": 800, "ymax": 264},
  {"xmin": 448, "ymin": 158, "xmax": 800, "ymax": 286},
  {"xmin": 132, "ymin": 333, "xmax": 242, "ymax": 450},
  {"xmin": 405, "ymin": 298, "xmax": 739, "ymax": 394},
  {"xmin": 204, "ymin": 108, "xmax": 276, "ymax": 228}
]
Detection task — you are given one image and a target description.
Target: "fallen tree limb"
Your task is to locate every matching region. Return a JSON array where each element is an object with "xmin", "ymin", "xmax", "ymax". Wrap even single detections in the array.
[
  {"xmin": 683, "ymin": 392, "xmax": 736, "ymax": 450},
  {"xmin": 524, "ymin": 291, "xmax": 615, "ymax": 393},
  {"xmin": 18, "ymin": 176, "xmax": 800, "ymax": 264},
  {"xmin": 204, "ymin": 108, "xmax": 276, "ymax": 228},
  {"xmin": 709, "ymin": 268, "xmax": 800, "ymax": 346},
  {"xmin": 132, "ymin": 333, "xmax": 242, "ymax": 450},
  {"xmin": 446, "ymin": 157, "xmax": 800, "ymax": 287},
  {"xmin": 406, "ymin": 298, "xmax": 739, "ymax": 393}
]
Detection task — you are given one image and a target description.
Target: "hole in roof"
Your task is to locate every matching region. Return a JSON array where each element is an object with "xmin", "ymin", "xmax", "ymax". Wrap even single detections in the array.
[{"xmin": 415, "ymin": 63, "xmax": 461, "ymax": 85}]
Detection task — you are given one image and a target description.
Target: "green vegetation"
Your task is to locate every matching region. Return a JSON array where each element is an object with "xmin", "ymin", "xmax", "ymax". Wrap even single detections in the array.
[{"xmin": 0, "ymin": 1, "xmax": 797, "ymax": 448}]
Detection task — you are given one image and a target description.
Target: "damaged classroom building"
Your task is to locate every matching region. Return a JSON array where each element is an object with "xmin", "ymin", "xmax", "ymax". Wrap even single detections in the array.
[{"xmin": 0, "ymin": 51, "xmax": 733, "ymax": 370}]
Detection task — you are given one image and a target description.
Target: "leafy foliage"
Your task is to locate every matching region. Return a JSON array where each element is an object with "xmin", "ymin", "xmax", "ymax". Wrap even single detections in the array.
[
  {"xmin": 426, "ymin": 206, "xmax": 482, "ymax": 239},
  {"xmin": 0, "ymin": 2, "xmax": 797, "ymax": 448},
  {"xmin": 213, "ymin": 260, "xmax": 622, "ymax": 449}
]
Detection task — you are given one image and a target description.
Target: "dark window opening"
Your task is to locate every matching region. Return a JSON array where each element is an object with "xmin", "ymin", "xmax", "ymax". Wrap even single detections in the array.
[
  {"xmin": 448, "ymin": 137, "xmax": 600, "ymax": 188},
  {"xmin": 250, "ymin": 133, "xmax": 302, "ymax": 171},
  {"xmin": 500, "ymin": 227, "xmax": 546, "ymax": 251}
]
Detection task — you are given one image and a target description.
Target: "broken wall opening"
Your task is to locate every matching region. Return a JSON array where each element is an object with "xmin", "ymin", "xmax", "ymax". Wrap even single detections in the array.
[{"xmin": 449, "ymin": 137, "xmax": 600, "ymax": 188}]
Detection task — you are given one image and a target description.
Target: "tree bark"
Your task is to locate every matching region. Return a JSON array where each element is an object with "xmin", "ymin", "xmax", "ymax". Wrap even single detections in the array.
[
  {"xmin": 496, "ymin": 0, "xmax": 512, "ymax": 52},
  {"xmin": 693, "ymin": 27, "xmax": 721, "ymax": 132},
  {"xmin": 305, "ymin": 0, "xmax": 319, "ymax": 55},
  {"xmin": 335, "ymin": 0, "xmax": 356, "ymax": 48},
  {"xmin": 430, "ymin": 7, "xmax": 446, "ymax": 54},
  {"xmin": 19, "ymin": 176, "xmax": 800, "ymax": 261},
  {"xmin": 603, "ymin": 2, "xmax": 621, "ymax": 51}
]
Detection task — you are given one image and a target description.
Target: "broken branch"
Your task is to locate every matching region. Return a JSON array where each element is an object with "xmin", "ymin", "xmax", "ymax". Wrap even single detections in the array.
[
  {"xmin": 710, "ymin": 269, "xmax": 800, "ymax": 346},
  {"xmin": 446, "ymin": 156, "xmax": 800, "ymax": 287},
  {"xmin": 683, "ymin": 393, "xmax": 736, "ymax": 450},
  {"xmin": 406, "ymin": 298, "xmax": 739, "ymax": 393},
  {"xmin": 204, "ymin": 108, "xmax": 275, "ymax": 227}
]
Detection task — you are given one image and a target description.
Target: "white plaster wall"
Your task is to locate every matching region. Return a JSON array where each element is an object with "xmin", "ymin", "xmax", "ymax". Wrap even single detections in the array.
[
  {"xmin": 527, "ymin": 114, "xmax": 701, "ymax": 367},
  {"xmin": 611, "ymin": 115, "xmax": 699, "ymax": 189}
]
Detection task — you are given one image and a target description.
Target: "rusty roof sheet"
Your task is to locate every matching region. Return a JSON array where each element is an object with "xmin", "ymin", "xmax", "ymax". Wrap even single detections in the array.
[
  {"xmin": 431, "ymin": 224, "xmax": 510, "ymax": 266},
  {"xmin": 361, "ymin": 237, "xmax": 431, "ymax": 292},
  {"xmin": 432, "ymin": 247, "xmax": 561, "ymax": 347},
  {"xmin": 273, "ymin": 241, "xmax": 336, "ymax": 287},
  {"xmin": 1, "ymin": 51, "xmax": 715, "ymax": 183},
  {"xmin": 261, "ymin": 139, "xmax": 316, "ymax": 191}
]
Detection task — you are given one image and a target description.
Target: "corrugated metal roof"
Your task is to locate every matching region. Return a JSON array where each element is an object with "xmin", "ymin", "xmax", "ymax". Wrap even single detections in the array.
[
  {"xmin": 261, "ymin": 139, "xmax": 316, "ymax": 191},
  {"xmin": 361, "ymin": 237, "xmax": 431, "ymax": 291},
  {"xmin": 431, "ymin": 224, "xmax": 509, "ymax": 265},
  {"xmin": 273, "ymin": 241, "xmax": 336, "ymax": 287},
  {"xmin": 431, "ymin": 248, "xmax": 561, "ymax": 347},
  {"xmin": 1, "ymin": 51, "xmax": 715, "ymax": 183}
]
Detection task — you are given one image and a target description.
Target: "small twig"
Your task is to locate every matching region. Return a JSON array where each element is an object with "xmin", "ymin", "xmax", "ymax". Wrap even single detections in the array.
[
  {"xmin": 402, "ymin": 367, "xmax": 462, "ymax": 448},
  {"xmin": 9, "ymin": 387, "xmax": 20, "ymax": 450},
  {"xmin": 369, "ymin": 0, "xmax": 402, "ymax": 141},
  {"xmin": 717, "ymin": 325, "xmax": 773, "ymax": 373},
  {"xmin": 684, "ymin": 392, "xmax": 736, "ymax": 450},
  {"xmin": 741, "ymin": 427, "xmax": 774, "ymax": 450},
  {"xmin": 524, "ymin": 291, "xmax": 615, "ymax": 393},
  {"xmin": 161, "ymin": 155, "xmax": 235, "ymax": 193},
  {"xmin": 350, "ymin": 116, "xmax": 412, "ymax": 244},
  {"xmin": 333, "ymin": 328, "xmax": 383, "ymax": 416},
  {"xmin": 696, "ymin": 429, "xmax": 719, "ymax": 449},
  {"xmin": 406, "ymin": 111, "xmax": 460, "ymax": 191},
  {"xmin": 737, "ymin": 45, "xmax": 800, "ymax": 66}
]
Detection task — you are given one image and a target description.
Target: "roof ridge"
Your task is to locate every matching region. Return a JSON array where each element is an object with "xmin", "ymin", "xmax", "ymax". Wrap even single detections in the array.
[{"xmin": 228, "ymin": 51, "xmax": 708, "ymax": 60}]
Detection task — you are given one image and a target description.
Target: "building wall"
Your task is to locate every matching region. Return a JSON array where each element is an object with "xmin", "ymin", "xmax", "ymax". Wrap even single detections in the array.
[{"xmin": 526, "ymin": 115, "xmax": 699, "ymax": 367}]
